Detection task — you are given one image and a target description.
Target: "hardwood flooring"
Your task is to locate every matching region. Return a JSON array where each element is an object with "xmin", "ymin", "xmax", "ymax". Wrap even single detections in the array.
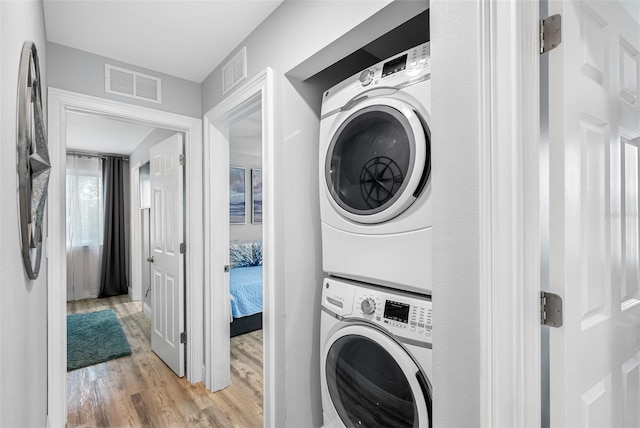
[{"xmin": 66, "ymin": 295, "xmax": 263, "ymax": 427}]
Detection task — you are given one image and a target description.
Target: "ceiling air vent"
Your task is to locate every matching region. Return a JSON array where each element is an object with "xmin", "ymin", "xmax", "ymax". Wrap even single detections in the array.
[
  {"xmin": 105, "ymin": 64, "xmax": 162, "ymax": 104},
  {"xmin": 222, "ymin": 46, "xmax": 247, "ymax": 95}
]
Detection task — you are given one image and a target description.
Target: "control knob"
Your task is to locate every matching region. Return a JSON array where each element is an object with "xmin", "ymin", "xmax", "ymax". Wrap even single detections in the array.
[
  {"xmin": 359, "ymin": 69, "xmax": 373, "ymax": 86},
  {"xmin": 361, "ymin": 298, "xmax": 376, "ymax": 315}
]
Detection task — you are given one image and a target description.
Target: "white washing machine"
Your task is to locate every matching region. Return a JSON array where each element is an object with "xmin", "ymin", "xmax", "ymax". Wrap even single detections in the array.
[
  {"xmin": 319, "ymin": 43, "xmax": 432, "ymax": 295},
  {"xmin": 320, "ymin": 277, "xmax": 432, "ymax": 428}
]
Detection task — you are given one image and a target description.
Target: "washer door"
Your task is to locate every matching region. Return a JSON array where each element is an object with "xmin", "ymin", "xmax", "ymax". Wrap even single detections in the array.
[
  {"xmin": 321, "ymin": 324, "xmax": 432, "ymax": 428},
  {"xmin": 325, "ymin": 98, "xmax": 430, "ymax": 224}
]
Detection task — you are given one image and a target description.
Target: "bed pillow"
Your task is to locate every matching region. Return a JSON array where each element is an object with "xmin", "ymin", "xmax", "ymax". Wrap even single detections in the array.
[{"xmin": 230, "ymin": 242, "xmax": 262, "ymax": 268}]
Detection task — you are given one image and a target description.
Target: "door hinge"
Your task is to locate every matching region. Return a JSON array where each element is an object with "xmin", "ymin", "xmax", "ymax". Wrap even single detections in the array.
[
  {"xmin": 180, "ymin": 242, "xmax": 186, "ymax": 254},
  {"xmin": 179, "ymin": 153, "xmax": 185, "ymax": 166},
  {"xmin": 540, "ymin": 14, "xmax": 561, "ymax": 54},
  {"xmin": 180, "ymin": 332, "xmax": 187, "ymax": 344},
  {"xmin": 540, "ymin": 291, "xmax": 563, "ymax": 327},
  {"xmin": 224, "ymin": 265, "xmax": 230, "ymax": 273}
]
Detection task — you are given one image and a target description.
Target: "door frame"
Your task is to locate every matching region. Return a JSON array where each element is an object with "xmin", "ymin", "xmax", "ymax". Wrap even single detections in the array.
[
  {"xmin": 131, "ymin": 161, "xmax": 143, "ymax": 302},
  {"xmin": 47, "ymin": 88, "xmax": 204, "ymax": 427},
  {"xmin": 432, "ymin": 0, "xmax": 541, "ymax": 425},
  {"xmin": 478, "ymin": 0, "xmax": 541, "ymax": 425},
  {"xmin": 203, "ymin": 68, "xmax": 278, "ymax": 424}
]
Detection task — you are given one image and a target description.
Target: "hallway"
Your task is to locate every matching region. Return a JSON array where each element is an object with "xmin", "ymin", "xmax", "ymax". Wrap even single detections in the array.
[{"xmin": 67, "ymin": 296, "xmax": 263, "ymax": 427}]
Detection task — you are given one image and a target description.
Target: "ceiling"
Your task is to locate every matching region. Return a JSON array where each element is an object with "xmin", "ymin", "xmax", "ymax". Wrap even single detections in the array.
[
  {"xmin": 65, "ymin": 107, "xmax": 261, "ymax": 157},
  {"xmin": 66, "ymin": 112, "xmax": 156, "ymax": 155},
  {"xmin": 43, "ymin": 0, "xmax": 284, "ymax": 83},
  {"xmin": 229, "ymin": 108, "xmax": 261, "ymax": 157}
]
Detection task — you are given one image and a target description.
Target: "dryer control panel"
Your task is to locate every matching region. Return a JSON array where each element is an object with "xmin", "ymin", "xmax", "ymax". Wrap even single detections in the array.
[
  {"xmin": 321, "ymin": 42, "xmax": 431, "ymax": 116},
  {"xmin": 322, "ymin": 277, "xmax": 432, "ymax": 345},
  {"xmin": 354, "ymin": 42, "xmax": 431, "ymax": 91}
]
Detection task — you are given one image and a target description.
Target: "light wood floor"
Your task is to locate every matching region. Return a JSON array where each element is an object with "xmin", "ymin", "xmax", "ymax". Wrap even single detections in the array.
[{"xmin": 66, "ymin": 295, "xmax": 263, "ymax": 427}]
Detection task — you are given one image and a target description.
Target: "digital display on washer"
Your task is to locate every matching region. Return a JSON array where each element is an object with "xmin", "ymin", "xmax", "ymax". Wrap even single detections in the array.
[
  {"xmin": 384, "ymin": 300, "xmax": 410, "ymax": 324},
  {"xmin": 382, "ymin": 54, "xmax": 407, "ymax": 77}
]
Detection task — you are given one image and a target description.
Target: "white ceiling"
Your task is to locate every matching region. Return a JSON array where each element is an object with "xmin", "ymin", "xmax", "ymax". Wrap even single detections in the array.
[
  {"xmin": 229, "ymin": 108, "xmax": 261, "ymax": 157},
  {"xmin": 43, "ymin": 0, "xmax": 284, "ymax": 83},
  {"xmin": 67, "ymin": 95, "xmax": 260, "ymax": 158},
  {"xmin": 66, "ymin": 112, "xmax": 156, "ymax": 155}
]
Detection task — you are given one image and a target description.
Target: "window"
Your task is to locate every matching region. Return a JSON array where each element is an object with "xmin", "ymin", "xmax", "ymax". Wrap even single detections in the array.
[{"xmin": 66, "ymin": 155, "xmax": 103, "ymax": 247}]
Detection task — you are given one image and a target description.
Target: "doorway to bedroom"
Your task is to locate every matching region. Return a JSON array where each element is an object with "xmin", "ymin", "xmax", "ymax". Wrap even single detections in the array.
[
  {"xmin": 203, "ymin": 69, "xmax": 275, "ymax": 423},
  {"xmin": 63, "ymin": 111, "xmax": 191, "ymax": 425},
  {"xmin": 47, "ymin": 87, "xmax": 206, "ymax": 426},
  {"xmin": 227, "ymin": 106, "xmax": 264, "ymax": 423}
]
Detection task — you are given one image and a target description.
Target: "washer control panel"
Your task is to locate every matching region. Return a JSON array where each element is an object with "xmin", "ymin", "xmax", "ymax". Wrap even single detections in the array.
[{"xmin": 322, "ymin": 277, "xmax": 432, "ymax": 344}]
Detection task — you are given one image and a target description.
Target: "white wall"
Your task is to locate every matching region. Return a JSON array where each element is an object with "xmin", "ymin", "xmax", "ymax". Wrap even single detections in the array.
[
  {"xmin": 47, "ymin": 42, "xmax": 202, "ymax": 118},
  {"xmin": 229, "ymin": 152, "xmax": 262, "ymax": 242},
  {"xmin": 130, "ymin": 129, "xmax": 178, "ymax": 312},
  {"xmin": 431, "ymin": 1, "xmax": 481, "ymax": 426},
  {"xmin": 201, "ymin": 1, "xmax": 428, "ymax": 426},
  {"xmin": 0, "ymin": 1, "xmax": 49, "ymax": 426},
  {"xmin": 130, "ymin": 127, "xmax": 178, "ymax": 167}
]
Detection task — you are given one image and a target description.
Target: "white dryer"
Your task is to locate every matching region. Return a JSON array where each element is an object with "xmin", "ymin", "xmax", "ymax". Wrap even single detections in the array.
[
  {"xmin": 319, "ymin": 43, "xmax": 432, "ymax": 295},
  {"xmin": 320, "ymin": 277, "xmax": 432, "ymax": 428}
]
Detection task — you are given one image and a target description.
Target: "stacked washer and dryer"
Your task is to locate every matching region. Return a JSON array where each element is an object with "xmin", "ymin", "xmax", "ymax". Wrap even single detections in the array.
[{"xmin": 318, "ymin": 43, "xmax": 433, "ymax": 428}]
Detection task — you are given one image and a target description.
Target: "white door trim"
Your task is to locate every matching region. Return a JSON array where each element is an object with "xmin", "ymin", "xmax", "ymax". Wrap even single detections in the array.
[
  {"xmin": 477, "ymin": 1, "xmax": 541, "ymax": 426},
  {"xmin": 130, "ymin": 161, "xmax": 143, "ymax": 302},
  {"xmin": 47, "ymin": 88, "xmax": 204, "ymax": 427},
  {"xmin": 203, "ymin": 68, "xmax": 280, "ymax": 426}
]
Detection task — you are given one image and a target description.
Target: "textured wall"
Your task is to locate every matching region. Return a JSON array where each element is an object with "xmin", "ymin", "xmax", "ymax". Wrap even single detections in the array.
[
  {"xmin": 0, "ymin": 1, "xmax": 49, "ymax": 426},
  {"xmin": 431, "ymin": 1, "xmax": 482, "ymax": 426},
  {"xmin": 200, "ymin": 1, "xmax": 433, "ymax": 426},
  {"xmin": 47, "ymin": 42, "xmax": 202, "ymax": 118}
]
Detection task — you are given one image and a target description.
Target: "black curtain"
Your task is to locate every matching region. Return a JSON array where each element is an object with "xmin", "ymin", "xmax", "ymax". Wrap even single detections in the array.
[{"xmin": 99, "ymin": 156, "xmax": 128, "ymax": 297}]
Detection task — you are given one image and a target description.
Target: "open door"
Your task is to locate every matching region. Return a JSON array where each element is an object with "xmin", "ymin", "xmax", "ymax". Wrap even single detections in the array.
[
  {"xmin": 149, "ymin": 133, "xmax": 185, "ymax": 377},
  {"xmin": 548, "ymin": 1, "xmax": 640, "ymax": 425}
]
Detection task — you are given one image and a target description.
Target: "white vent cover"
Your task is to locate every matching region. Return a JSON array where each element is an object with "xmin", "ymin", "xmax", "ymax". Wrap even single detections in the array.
[
  {"xmin": 222, "ymin": 47, "xmax": 247, "ymax": 95},
  {"xmin": 105, "ymin": 64, "xmax": 162, "ymax": 104}
]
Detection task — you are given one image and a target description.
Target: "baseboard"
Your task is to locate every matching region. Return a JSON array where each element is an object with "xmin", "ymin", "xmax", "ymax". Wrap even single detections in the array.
[
  {"xmin": 67, "ymin": 290, "xmax": 99, "ymax": 302},
  {"xmin": 143, "ymin": 302, "xmax": 151, "ymax": 319}
]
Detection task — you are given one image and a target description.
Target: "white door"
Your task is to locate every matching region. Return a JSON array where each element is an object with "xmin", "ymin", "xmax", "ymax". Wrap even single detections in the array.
[
  {"xmin": 149, "ymin": 133, "xmax": 185, "ymax": 377},
  {"xmin": 549, "ymin": 1, "xmax": 640, "ymax": 426}
]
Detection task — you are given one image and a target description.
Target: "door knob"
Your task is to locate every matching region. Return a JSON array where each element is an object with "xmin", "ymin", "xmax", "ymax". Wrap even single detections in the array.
[{"xmin": 147, "ymin": 256, "xmax": 154, "ymax": 263}]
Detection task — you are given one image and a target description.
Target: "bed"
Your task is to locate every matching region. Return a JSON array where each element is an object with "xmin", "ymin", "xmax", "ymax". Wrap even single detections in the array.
[{"xmin": 229, "ymin": 241, "xmax": 263, "ymax": 337}]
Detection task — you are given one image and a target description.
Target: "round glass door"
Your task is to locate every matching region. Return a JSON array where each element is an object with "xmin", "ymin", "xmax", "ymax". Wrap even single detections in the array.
[
  {"xmin": 325, "ymin": 102, "xmax": 430, "ymax": 223},
  {"xmin": 325, "ymin": 334, "xmax": 426, "ymax": 428}
]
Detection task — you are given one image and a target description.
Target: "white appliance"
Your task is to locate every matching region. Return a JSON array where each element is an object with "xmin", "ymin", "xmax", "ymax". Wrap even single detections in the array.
[
  {"xmin": 319, "ymin": 43, "xmax": 432, "ymax": 295},
  {"xmin": 320, "ymin": 277, "xmax": 432, "ymax": 428}
]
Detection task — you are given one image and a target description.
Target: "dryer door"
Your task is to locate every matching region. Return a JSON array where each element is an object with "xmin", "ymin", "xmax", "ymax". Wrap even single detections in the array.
[
  {"xmin": 321, "ymin": 324, "xmax": 431, "ymax": 428},
  {"xmin": 325, "ymin": 98, "xmax": 430, "ymax": 224}
]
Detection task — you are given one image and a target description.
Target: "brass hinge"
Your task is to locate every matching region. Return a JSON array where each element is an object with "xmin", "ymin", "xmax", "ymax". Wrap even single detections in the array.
[{"xmin": 540, "ymin": 14, "xmax": 562, "ymax": 54}]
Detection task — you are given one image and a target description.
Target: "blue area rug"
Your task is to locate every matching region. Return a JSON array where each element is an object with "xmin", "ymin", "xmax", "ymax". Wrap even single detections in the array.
[{"xmin": 67, "ymin": 309, "xmax": 132, "ymax": 371}]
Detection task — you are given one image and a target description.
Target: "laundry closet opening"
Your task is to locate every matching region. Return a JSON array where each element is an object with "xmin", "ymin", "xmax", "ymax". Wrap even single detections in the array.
[{"xmin": 284, "ymin": 7, "xmax": 432, "ymax": 427}]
